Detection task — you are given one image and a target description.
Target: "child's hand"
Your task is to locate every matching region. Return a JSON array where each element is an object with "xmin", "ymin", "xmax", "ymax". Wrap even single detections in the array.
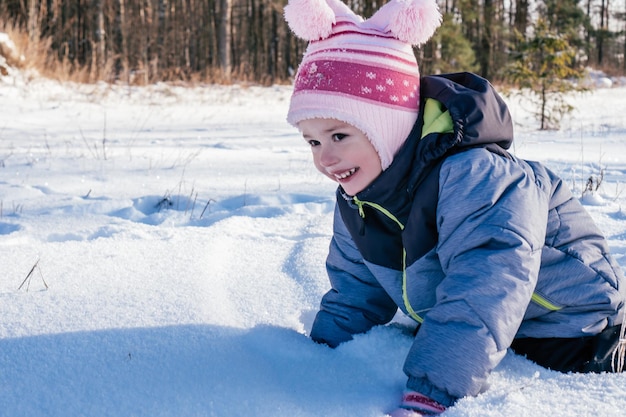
[{"xmin": 387, "ymin": 391, "xmax": 446, "ymax": 416}]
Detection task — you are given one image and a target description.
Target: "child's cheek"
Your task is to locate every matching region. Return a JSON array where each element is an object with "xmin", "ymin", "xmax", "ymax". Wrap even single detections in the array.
[{"xmin": 312, "ymin": 158, "xmax": 335, "ymax": 181}]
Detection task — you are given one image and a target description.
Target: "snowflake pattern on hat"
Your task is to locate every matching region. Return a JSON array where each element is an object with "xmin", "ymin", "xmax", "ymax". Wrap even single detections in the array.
[{"xmin": 295, "ymin": 59, "xmax": 419, "ymax": 109}]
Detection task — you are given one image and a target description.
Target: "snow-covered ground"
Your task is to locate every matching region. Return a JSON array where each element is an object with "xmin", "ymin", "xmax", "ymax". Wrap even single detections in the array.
[{"xmin": 1, "ymin": 70, "xmax": 626, "ymax": 416}]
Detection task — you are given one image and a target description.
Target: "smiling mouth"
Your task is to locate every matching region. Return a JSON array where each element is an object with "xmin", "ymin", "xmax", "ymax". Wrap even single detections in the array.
[{"xmin": 334, "ymin": 168, "xmax": 357, "ymax": 180}]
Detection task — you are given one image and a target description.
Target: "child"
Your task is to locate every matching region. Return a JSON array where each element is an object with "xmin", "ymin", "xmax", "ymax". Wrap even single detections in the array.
[{"xmin": 284, "ymin": 0, "xmax": 626, "ymax": 415}]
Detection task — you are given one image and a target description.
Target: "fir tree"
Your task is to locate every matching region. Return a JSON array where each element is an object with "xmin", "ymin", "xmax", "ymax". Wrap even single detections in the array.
[
  {"xmin": 505, "ymin": 19, "xmax": 587, "ymax": 130},
  {"xmin": 431, "ymin": 13, "xmax": 479, "ymax": 74}
]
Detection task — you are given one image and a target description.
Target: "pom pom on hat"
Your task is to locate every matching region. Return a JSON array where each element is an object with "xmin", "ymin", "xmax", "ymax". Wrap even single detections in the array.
[
  {"xmin": 283, "ymin": 0, "xmax": 337, "ymax": 41},
  {"xmin": 375, "ymin": 0, "xmax": 442, "ymax": 45},
  {"xmin": 285, "ymin": 0, "xmax": 442, "ymax": 171}
]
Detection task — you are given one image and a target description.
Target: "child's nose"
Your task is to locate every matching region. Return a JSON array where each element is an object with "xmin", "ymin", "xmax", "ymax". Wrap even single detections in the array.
[{"xmin": 319, "ymin": 145, "xmax": 339, "ymax": 167}]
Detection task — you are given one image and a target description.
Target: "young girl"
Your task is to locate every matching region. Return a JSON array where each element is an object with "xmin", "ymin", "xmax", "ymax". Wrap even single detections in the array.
[{"xmin": 284, "ymin": 0, "xmax": 626, "ymax": 415}]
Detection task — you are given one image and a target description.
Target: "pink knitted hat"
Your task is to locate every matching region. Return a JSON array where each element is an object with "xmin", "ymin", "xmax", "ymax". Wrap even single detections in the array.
[{"xmin": 285, "ymin": 0, "xmax": 441, "ymax": 170}]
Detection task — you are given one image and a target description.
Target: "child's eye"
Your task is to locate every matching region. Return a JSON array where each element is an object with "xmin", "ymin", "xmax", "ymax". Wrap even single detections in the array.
[
  {"xmin": 308, "ymin": 139, "xmax": 321, "ymax": 147},
  {"xmin": 332, "ymin": 133, "xmax": 347, "ymax": 141}
]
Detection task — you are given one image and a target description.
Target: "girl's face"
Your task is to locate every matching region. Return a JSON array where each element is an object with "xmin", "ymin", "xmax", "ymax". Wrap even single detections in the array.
[{"xmin": 299, "ymin": 118, "xmax": 382, "ymax": 196}]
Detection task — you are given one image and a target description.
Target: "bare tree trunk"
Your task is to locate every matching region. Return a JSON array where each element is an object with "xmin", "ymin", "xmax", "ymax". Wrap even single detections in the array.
[
  {"xmin": 76, "ymin": 0, "xmax": 85, "ymax": 65},
  {"xmin": 598, "ymin": 0, "xmax": 607, "ymax": 64},
  {"xmin": 218, "ymin": 0, "xmax": 232, "ymax": 81},
  {"xmin": 119, "ymin": 0, "xmax": 130, "ymax": 82},
  {"xmin": 514, "ymin": 0, "xmax": 529, "ymax": 37},
  {"xmin": 268, "ymin": 5, "xmax": 278, "ymax": 83},
  {"xmin": 256, "ymin": 0, "xmax": 264, "ymax": 80},
  {"xmin": 157, "ymin": 0, "xmax": 168, "ymax": 77},
  {"xmin": 541, "ymin": 82, "xmax": 547, "ymax": 130},
  {"xmin": 27, "ymin": 0, "xmax": 40, "ymax": 46},
  {"xmin": 139, "ymin": 0, "xmax": 150, "ymax": 84},
  {"xmin": 94, "ymin": 0, "xmax": 106, "ymax": 71},
  {"xmin": 187, "ymin": 0, "xmax": 196, "ymax": 71},
  {"xmin": 480, "ymin": 0, "xmax": 493, "ymax": 79},
  {"xmin": 182, "ymin": 0, "xmax": 191, "ymax": 70}
]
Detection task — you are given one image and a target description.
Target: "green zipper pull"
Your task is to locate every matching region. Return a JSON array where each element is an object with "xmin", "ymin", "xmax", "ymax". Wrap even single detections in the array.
[{"xmin": 353, "ymin": 196, "xmax": 366, "ymax": 218}]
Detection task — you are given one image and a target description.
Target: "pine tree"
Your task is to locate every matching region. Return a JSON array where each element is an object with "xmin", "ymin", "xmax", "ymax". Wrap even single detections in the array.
[
  {"xmin": 505, "ymin": 19, "xmax": 587, "ymax": 130},
  {"xmin": 423, "ymin": 13, "xmax": 478, "ymax": 75}
]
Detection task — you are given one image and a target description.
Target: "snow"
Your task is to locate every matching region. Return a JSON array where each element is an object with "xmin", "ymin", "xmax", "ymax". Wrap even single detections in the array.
[{"xmin": 1, "ymin": 69, "xmax": 626, "ymax": 417}]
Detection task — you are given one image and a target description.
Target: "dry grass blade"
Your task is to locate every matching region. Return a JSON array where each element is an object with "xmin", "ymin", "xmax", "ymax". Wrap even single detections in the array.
[{"xmin": 17, "ymin": 259, "xmax": 49, "ymax": 292}]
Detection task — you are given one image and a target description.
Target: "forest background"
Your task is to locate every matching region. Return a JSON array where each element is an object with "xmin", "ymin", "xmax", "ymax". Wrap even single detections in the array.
[{"xmin": 0, "ymin": 0, "xmax": 625, "ymax": 85}]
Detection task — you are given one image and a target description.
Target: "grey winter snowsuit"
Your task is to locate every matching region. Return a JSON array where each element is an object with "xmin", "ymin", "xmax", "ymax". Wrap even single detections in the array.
[{"xmin": 309, "ymin": 72, "xmax": 626, "ymax": 406}]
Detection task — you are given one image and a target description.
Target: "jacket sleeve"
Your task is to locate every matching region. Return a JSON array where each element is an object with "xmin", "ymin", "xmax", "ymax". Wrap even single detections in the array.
[
  {"xmin": 310, "ymin": 204, "xmax": 398, "ymax": 348},
  {"xmin": 403, "ymin": 148, "xmax": 551, "ymax": 406}
]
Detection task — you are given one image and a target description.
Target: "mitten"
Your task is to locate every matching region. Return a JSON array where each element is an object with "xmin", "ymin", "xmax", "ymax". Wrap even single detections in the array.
[{"xmin": 388, "ymin": 391, "xmax": 447, "ymax": 416}]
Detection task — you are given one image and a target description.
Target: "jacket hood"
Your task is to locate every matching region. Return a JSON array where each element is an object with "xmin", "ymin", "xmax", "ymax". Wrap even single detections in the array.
[{"xmin": 421, "ymin": 72, "xmax": 513, "ymax": 150}]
